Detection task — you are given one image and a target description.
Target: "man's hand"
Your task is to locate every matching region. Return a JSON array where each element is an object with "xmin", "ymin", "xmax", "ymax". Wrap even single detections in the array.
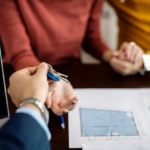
[{"xmin": 8, "ymin": 62, "xmax": 56, "ymax": 107}]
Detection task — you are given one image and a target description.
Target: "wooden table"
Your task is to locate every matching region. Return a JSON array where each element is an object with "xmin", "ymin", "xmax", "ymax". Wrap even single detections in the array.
[{"xmin": 4, "ymin": 63, "xmax": 150, "ymax": 150}]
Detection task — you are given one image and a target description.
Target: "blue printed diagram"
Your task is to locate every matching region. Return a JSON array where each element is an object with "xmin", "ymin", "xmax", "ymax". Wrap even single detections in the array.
[{"xmin": 80, "ymin": 108, "xmax": 139, "ymax": 136}]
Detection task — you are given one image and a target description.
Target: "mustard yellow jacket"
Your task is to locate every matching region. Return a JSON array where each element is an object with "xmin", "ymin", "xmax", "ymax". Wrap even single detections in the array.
[{"xmin": 107, "ymin": 0, "xmax": 150, "ymax": 55}]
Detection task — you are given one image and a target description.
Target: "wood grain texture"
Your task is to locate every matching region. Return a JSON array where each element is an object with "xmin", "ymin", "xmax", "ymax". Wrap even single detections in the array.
[{"xmin": 4, "ymin": 63, "xmax": 150, "ymax": 150}]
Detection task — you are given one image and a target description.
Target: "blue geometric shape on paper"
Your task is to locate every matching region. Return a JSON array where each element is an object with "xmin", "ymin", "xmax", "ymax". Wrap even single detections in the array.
[{"xmin": 80, "ymin": 108, "xmax": 138, "ymax": 136}]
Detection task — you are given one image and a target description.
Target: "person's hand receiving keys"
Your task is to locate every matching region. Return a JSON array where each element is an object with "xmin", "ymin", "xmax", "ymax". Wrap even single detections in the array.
[{"xmin": 46, "ymin": 77, "xmax": 78, "ymax": 115}]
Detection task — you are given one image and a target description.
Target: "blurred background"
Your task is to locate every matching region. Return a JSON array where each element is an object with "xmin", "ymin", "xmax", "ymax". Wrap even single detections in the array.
[{"xmin": 81, "ymin": 1, "xmax": 118, "ymax": 64}]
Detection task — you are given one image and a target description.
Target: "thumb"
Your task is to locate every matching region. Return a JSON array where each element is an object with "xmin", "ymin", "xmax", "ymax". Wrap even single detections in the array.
[{"xmin": 36, "ymin": 62, "xmax": 48, "ymax": 76}]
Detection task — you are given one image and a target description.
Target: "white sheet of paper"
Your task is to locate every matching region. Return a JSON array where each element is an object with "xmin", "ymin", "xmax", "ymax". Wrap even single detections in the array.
[
  {"xmin": 68, "ymin": 89, "xmax": 150, "ymax": 148},
  {"xmin": 82, "ymin": 144, "xmax": 150, "ymax": 150}
]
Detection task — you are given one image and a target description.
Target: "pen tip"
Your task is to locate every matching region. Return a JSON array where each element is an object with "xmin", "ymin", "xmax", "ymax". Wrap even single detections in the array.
[{"xmin": 61, "ymin": 124, "xmax": 65, "ymax": 129}]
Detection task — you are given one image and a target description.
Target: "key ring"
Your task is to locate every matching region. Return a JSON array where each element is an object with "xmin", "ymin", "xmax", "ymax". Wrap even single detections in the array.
[{"xmin": 47, "ymin": 64, "xmax": 70, "ymax": 84}]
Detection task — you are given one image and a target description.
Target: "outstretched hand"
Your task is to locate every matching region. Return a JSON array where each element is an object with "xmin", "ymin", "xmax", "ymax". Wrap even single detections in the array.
[{"xmin": 46, "ymin": 79, "xmax": 78, "ymax": 115}]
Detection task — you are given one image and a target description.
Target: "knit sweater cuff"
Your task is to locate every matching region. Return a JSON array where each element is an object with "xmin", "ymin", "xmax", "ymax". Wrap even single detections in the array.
[{"xmin": 13, "ymin": 55, "xmax": 40, "ymax": 71}]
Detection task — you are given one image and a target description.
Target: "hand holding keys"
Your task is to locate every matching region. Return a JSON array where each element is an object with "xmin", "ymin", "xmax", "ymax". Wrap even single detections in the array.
[{"xmin": 47, "ymin": 64, "xmax": 70, "ymax": 84}]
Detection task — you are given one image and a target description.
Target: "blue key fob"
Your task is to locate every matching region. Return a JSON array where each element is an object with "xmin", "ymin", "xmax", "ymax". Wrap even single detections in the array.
[{"xmin": 47, "ymin": 72, "xmax": 60, "ymax": 82}]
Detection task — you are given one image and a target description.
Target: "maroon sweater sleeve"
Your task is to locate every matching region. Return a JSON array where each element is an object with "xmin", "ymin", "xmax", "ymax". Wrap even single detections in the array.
[
  {"xmin": 0, "ymin": 0, "xmax": 40, "ymax": 70},
  {"xmin": 82, "ymin": 0, "xmax": 109, "ymax": 60}
]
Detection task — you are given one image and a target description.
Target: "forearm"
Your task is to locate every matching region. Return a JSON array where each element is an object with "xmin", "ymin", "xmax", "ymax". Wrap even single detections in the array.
[
  {"xmin": 0, "ymin": 0, "xmax": 40, "ymax": 70},
  {"xmin": 82, "ymin": 35, "xmax": 110, "ymax": 60},
  {"xmin": 82, "ymin": 0, "xmax": 113, "ymax": 61}
]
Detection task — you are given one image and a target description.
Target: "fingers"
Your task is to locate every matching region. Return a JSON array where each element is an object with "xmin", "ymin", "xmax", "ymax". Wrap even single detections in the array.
[
  {"xmin": 135, "ymin": 50, "xmax": 143, "ymax": 62},
  {"xmin": 36, "ymin": 62, "xmax": 48, "ymax": 77},
  {"xmin": 119, "ymin": 42, "xmax": 144, "ymax": 64},
  {"xmin": 59, "ymin": 97, "xmax": 78, "ymax": 111},
  {"xmin": 110, "ymin": 56, "xmax": 140, "ymax": 75},
  {"xmin": 50, "ymin": 96, "xmax": 78, "ymax": 115},
  {"xmin": 17, "ymin": 62, "xmax": 48, "ymax": 76},
  {"xmin": 124, "ymin": 46, "xmax": 132, "ymax": 60},
  {"xmin": 118, "ymin": 51, "xmax": 126, "ymax": 61},
  {"xmin": 68, "ymin": 98, "xmax": 78, "ymax": 111},
  {"xmin": 112, "ymin": 51, "xmax": 119, "ymax": 58},
  {"xmin": 47, "ymin": 91, "xmax": 70, "ymax": 115},
  {"xmin": 126, "ymin": 44, "xmax": 143, "ymax": 63},
  {"xmin": 128, "ymin": 45, "xmax": 135, "ymax": 63},
  {"xmin": 134, "ymin": 45, "xmax": 143, "ymax": 63},
  {"xmin": 119, "ymin": 42, "xmax": 132, "ymax": 61},
  {"xmin": 18, "ymin": 66, "xmax": 37, "ymax": 76},
  {"xmin": 130, "ymin": 46, "xmax": 138, "ymax": 63},
  {"xmin": 110, "ymin": 57, "xmax": 131, "ymax": 75},
  {"xmin": 48, "ymin": 96, "xmax": 77, "ymax": 115},
  {"xmin": 51, "ymin": 103, "xmax": 68, "ymax": 115},
  {"xmin": 119, "ymin": 42, "xmax": 129, "ymax": 53}
]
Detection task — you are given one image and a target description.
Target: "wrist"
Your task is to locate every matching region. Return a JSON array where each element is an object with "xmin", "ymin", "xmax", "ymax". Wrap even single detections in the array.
[
  {"xmin": 19, "ymin": 97, "xmax": 49, "ymax": 124},
  {"xmin": 20, "ymin": 94, "xmax": 46, "ymax": 106}
]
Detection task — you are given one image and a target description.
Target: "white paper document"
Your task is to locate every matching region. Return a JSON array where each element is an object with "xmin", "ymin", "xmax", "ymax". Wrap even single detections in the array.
[
  {"xmin": 82, "ymin": 144, "xmax": 150, "ymax": 150},
  {"xmin": 68, "ymin": 89, "xmax": 150, "ymax": 148}
]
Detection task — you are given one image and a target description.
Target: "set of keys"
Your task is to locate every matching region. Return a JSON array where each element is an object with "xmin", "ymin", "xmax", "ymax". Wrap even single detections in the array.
[{"xmin": 47, "ymin": 64, "xmax": 70, "ymax": 84}]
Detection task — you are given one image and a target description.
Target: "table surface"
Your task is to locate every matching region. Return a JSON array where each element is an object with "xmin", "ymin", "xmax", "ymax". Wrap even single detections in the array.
[{"xmin": 4, "ymin": 63, "xmax": 150, "ymax": 150}]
